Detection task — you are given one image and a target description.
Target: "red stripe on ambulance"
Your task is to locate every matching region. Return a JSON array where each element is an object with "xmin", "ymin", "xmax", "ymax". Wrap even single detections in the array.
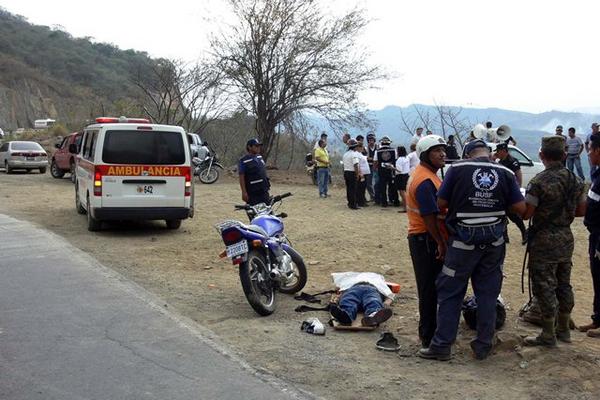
[{"xmin": 96, "ymin": 165, "xmax": 190, "ymax": 176}]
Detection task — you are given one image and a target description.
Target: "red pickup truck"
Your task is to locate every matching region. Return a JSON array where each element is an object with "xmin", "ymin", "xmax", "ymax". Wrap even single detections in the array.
[{"xmin": 50, "ymin": 132, "xmax": 82, "ymax": 182}]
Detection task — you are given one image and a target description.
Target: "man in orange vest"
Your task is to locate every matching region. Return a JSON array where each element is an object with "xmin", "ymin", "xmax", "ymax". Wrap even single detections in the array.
[{"xmin": 406, "ymin": 135, "xmax": 448, "ymax": 349}]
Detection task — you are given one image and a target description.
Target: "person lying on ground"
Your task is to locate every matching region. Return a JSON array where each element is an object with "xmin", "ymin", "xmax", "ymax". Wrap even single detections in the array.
[{"xmin": 329, "ymin": 272, "xmax": 394, "ymax": 327}]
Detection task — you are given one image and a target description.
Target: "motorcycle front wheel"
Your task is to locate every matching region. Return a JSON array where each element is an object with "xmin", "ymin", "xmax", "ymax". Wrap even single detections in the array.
[
  {"xmin": 278, "ymin": 248, "xmax": 308, "ymax": 294},
  {"xmin": 199, "ymin": 167, "xmax": 219, "ymax": 184},
  {"xmin": 239, "ymin": 250, "xmax": 276, "ymax": 316}
]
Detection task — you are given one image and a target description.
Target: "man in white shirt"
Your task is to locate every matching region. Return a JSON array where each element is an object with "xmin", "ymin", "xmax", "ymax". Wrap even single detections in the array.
[
  {"xmin": 411, "ymin": 127, "xmax": 424, "ymax": 145},
  {"xmin": 356, "ymin": 142, "xmax": 371, "ymax": 207},
  {"xmin": 330, "ymin": 272, "xmax": 394, "ymax": 327},
  {"xmin": 407, "ymin": 143, "xmax": 419, "ymax": 174},
  {"xmin": 342, "ymin": 139, "xmax": 361, "ymax": 210}
]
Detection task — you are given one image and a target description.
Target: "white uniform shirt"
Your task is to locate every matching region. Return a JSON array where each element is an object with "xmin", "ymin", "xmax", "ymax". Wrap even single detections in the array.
[
  {"xmin": 358, "ymin": 153, "xmax": 370, "ymax": 175},
  {"xmin": 395, "ymin": 156, "xmax": 410, "ymax": 174},
  {"xmin": 407, "ymin": 151, "xmax": 419, "ymax": 173},
  {"xmin": 342, "ymin": 150, "xmax": 360, "ymax": 171},
  {"xmin": 331, "ymin": 272, "xmax": 395, "ymax": 301}
]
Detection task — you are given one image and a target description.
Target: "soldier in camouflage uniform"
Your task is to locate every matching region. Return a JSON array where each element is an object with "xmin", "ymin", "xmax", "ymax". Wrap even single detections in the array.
[{"xmin": 522, "ymin": 136, "xmax": 587, "ymax": 347}]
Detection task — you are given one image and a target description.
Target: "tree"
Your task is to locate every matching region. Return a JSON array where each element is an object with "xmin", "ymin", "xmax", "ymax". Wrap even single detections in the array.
[
  {"xmin": 211, "ymin": 0, "xmax": 384, "ymax": 161},
  {"xmin": 131, "ymin": 59, "xmax": 227, "ymax": 133},
  {"xmin": 399, "ymin": 104, "xmax": 473, "ymax": 146}
]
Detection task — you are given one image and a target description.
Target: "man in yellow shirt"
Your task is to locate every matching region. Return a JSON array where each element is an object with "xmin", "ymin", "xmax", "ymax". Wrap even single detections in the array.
[{"xmin": 314, "ymin": 139, "xmax": 330, "ymax": 198}]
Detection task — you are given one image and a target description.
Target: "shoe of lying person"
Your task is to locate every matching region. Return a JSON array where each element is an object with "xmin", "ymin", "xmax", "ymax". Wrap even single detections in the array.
[
  {"xmin": 361, "ymin": 308, "xmax": 393, "ymax": 327},
  {"xmin": 376, "ymin": 332, "xmax": 401, "ymax": 351},
  {"xmin": 329, "ymin": 304, "xmax": 353, "ymax": 325}
]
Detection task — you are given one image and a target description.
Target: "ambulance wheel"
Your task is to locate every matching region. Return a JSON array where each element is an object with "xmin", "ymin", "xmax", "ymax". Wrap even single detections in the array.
[
  {"xmin": 75, "ymin": 183, "xmax": 86, "ymax": 214},
  {"xmin": 166, "ymin": 219, "xmax": 181, "ymax": 229},
  {"xmin": 239, "ymin": 250, "xmax": 276, "ymax": 316},
  {"xmin": 86, "ymin": 196, "xmax": 102, "ymax": 231},
  {"xmin": 50, "ymin": 160, "xmax": 65, "ymax": 178}
]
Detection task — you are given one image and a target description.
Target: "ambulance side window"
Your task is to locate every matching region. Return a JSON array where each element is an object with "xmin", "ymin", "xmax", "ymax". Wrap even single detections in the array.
[
  {"xmin": 88, "ymin": 131, "xmax": 98, "ymax": 161},
  {"xmin": 81, "ymin": 132, "xmax": 91, "ymax": 159},
  {"xmin": 83, "ymin": 131, "xmax": 98, "ymax": 161}
]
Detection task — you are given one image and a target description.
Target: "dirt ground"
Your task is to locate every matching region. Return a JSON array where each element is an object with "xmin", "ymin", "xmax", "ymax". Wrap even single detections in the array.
[{"xmin": 1, "ymin": 168, "xmax": 600, "ymax": 400}]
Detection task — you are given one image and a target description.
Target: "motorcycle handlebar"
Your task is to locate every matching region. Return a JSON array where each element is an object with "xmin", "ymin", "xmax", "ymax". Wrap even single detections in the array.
[
  {"xmin": 234, "ymin": 205, "xmax": 251, "ymax": 210},
  {"xmin": 271, "ymin": 192, "xmax": 293, "ymax": 203}
]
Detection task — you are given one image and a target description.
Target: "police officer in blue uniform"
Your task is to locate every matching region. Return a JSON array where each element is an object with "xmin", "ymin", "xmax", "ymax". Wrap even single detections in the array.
[
  {"xmin": 374, "ymin": 136, "xmax": 399, "ymax": 207},
  {"xmin": 239, "ymin": 138, "xmax": 270, "ymax": 205},
  {"xmin": 580, "ymin": 133, "xmax": 600, "ymax": 335},
  {"xmin": 418, "ymin": 139, "xmax": 526, "ymax": 361}
]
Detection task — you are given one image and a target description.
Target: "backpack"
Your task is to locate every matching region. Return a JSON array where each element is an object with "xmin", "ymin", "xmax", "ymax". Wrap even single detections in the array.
[{"xmin": 462, "ymin": 295, "xmax": 506, "ymax": 330}]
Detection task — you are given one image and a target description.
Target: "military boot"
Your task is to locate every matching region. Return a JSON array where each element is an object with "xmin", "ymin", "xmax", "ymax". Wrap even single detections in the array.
[
  {"xmin": 556, "ymin": 313, "xmax": 572, "ymax": 343},
  {"xmin": 523, "ymin": 317, "xmax": 557, "ymax": 347}
]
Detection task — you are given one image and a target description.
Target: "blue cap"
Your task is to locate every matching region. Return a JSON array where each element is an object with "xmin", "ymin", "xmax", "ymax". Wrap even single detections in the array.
[
  {"xmin": 246, "ymin": 138, "xmax": 262, "ymax": 147},
  {"xmin": 464, "ymin": 139, "xmax": 489, "ymax": 155}
]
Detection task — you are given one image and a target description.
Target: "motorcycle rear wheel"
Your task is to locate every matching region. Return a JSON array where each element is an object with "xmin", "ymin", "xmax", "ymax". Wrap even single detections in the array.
[
  {"xmin": 239, "ymin": 250, "xmax": 276, "ymax": 316},
  {"xmin": 199, "ymin": 167, "xmax": 219, "ymax": 184}
]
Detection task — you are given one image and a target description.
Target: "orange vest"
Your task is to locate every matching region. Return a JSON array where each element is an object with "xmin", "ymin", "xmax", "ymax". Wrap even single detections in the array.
[{"xmin": 406, "ymin": 164, "xmax": 448, "ymax": 237}]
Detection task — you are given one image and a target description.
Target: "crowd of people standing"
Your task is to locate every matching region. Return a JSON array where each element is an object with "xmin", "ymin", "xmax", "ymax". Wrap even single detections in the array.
[{"xmin": 306, "ymin": 123, "xmax": 600, "ymax": 360}]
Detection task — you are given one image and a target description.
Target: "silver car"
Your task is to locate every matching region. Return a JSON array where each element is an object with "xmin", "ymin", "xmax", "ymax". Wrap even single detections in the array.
[{"xmin": 0, "ymin": 141, "xmax": 48, "ymax": 174}]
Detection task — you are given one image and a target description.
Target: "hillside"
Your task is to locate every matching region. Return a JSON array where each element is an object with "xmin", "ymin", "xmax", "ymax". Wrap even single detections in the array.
[{"xmin": 0, "ymin": 8, "xmax": 154, "ymax": 131}]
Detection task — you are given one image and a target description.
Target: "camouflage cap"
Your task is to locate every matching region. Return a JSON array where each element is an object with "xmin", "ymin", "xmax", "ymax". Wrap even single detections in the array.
[{"xmin": 541, "ymin": 135, "xmax": 566, "ymax": 153}]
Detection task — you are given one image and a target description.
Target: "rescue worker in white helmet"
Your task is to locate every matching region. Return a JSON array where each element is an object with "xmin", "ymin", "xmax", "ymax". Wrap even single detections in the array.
[{"xmin": 406, "ymin": 135, "xmax": 449, "ymax": 349}]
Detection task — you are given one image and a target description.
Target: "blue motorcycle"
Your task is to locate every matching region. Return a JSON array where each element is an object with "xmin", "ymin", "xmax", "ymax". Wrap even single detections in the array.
[{"xmin": 215, "ymin": 193, "xmax": 307, "ymax": 316}]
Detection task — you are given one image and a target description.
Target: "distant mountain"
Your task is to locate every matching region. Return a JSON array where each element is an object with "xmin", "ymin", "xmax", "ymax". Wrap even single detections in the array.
[
  {"xmin": 369, "ymin": 104, "xmax": 599, "ymax": 146},
  {"xmin": 318, "ymin": 104, "xmax": 599, "ymax": 177}
]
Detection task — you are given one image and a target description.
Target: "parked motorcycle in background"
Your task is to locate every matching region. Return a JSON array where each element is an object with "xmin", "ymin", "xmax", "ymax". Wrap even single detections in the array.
[
  {"xmin": 215, "ymin": 193, "xmax": 308, "ymax": 315},
  {"xmin": 193, "ymin": 148, "xmax": 224, "ymax": 184},
  {"xmin": 305, "ymin": 152, "xmax": 317, "ymax": 185}
]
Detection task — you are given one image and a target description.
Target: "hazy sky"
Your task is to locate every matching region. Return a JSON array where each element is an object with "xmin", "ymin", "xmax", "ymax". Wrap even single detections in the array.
[{"xmin": 1, "ymin": 0, "xmax": 598, "ymax": 114}]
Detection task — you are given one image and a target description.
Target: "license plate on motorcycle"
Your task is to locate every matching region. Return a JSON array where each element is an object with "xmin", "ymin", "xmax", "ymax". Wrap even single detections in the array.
[{"xmin": 226, "ymin": 241, "xmax": 248, "ymax": 258}]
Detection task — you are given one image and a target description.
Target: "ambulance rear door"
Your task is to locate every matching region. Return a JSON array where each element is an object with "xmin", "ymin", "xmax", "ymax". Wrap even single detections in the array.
[{"xmin": 99, "ymin": 128, "xmax": 189, "ymax": 208}]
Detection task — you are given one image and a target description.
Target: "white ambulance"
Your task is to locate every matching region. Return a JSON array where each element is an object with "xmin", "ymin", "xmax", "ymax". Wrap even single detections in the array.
[{"xmin": 72, "ymin": 117, "xmax": 194, "ymax": 231}]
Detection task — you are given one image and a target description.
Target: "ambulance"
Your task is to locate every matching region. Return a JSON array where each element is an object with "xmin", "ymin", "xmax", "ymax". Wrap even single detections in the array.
[{"xmin": 72, "ymin": 117, "xmax": 194, "ymax": 231}]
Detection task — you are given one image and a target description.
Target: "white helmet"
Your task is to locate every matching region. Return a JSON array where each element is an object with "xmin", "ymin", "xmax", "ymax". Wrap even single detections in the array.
[{"xmin": 416, "ymin": 135, "xmax": 447, "ymax": 157}]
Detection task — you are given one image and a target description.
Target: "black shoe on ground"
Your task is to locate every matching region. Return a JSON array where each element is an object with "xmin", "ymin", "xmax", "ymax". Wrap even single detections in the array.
[
  {"xmin": 376, "ymin": 332, "xmax": 401, "ymax": 351},
  {"xmin": 470, "ymin": 341, "xmax": 491, "ymax": 360},
  {"xmin": 361, "ymin": 308, "xmax": 393, "ymax": 327},
  {"xmin": 417, "ymin": 347, "xmax": 452, "ymax": 361},
  {"xmin": 348, "ymin": 205, "xmax": 359, "ymax": 210},
  {"xmin": 330, "ymin": 304, "xmax": 352, "ymax": 325}
]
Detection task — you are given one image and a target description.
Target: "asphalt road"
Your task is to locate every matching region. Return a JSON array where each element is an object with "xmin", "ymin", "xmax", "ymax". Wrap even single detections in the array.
[{"xmin": 0, "ymin": 214, "xmax": 312, "ymax": 400}]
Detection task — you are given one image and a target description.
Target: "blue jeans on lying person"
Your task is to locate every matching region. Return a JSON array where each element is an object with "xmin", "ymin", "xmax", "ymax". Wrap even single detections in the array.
[{"xmin": 339, "ymin": 284, "xmax": 384, "ymax": 320}]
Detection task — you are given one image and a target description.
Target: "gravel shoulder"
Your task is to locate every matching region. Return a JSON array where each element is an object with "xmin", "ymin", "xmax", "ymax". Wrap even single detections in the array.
[{"xmin": 1, "ymin": 169, "xmax": 600, "ymax": 400}]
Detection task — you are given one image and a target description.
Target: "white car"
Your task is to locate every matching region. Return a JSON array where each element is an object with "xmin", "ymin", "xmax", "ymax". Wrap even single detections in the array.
[
  {"xmin": 445, "ymin": 143, "xmax": 544, "ymax": 188},
  {"xmin": 0, "ymin": 141, "xmax": 48, "ymax": 174},
  {"xmin": 488, "ymin": 143, "xmax": 544, "ymax": 187}
]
